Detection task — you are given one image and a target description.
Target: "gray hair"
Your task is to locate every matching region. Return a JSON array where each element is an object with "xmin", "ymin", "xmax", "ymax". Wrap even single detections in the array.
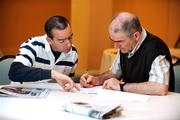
[{"xmin": 111, "ymin": 13, "xmax": 142, "ymax": 37}]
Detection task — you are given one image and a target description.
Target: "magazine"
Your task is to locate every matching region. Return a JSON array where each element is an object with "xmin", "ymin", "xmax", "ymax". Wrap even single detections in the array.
[
  {"xmin": 0, "ymin": 86, "xmax": 49, "ymax": 98},
  {"xmin": 63, "ymin": 102, "xmax": 123, "ymax": 119}
]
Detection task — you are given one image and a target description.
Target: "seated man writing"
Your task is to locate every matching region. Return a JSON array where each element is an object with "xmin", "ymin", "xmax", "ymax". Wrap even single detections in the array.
[{"xmin": 80, "ymin": 12, "xmax": 174, "ymax": 95}]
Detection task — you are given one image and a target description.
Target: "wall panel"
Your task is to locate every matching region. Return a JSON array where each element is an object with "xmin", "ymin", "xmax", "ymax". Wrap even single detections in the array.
[{"xmin": 0, "ymin": 0, "xmax": 70, "ymax": 55}]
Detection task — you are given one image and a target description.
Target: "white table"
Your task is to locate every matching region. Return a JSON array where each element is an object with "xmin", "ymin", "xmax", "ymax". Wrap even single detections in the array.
[{"xmin": 0, "ymin": 82, "xmax": 180, "ymax": 120}]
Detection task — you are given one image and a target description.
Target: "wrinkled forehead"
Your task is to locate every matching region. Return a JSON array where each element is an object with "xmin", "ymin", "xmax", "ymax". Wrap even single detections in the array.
[{"xmin": 109, "ymin": 19, "xmax": 128, "ymax": 40}]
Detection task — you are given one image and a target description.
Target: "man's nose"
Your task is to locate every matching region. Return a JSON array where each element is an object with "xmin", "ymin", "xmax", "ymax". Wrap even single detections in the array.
[{"xmin": 65, "ymin": 39, "xmax": 71, "ymax": 47}]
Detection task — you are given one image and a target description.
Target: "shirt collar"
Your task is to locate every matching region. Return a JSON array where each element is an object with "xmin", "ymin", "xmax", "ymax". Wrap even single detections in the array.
[
  {"xmin": 44, "ymin": 34, "xmax": 72, "ymax": 61},
  {"xmin": 128, "ymin": 28, "xmax": 147, "ymax": 58},
  {"xmin": 44, "ymin": 34, "xmax": 52, "ymax": 52}
]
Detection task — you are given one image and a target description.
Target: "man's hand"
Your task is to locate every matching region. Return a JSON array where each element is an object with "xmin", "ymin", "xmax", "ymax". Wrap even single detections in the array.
[
  {"xmin": 102, "ymin": 78, "xmax": 121, "ymax": 91},
  {"xmin": 51, "ymin": 70, "xmax": 80, "ymax": 92},
  {"xmin": 59, "ymin": 79, "xmax": 80, "ymax": 92},
  {"xmin": 80, "ymin": 73, "xmax": 99, "ymax": 88}
]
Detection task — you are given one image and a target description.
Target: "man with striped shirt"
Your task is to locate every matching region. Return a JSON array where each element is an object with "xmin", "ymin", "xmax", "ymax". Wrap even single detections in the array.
[
  {"xmin": 80, "ymin": 12, "xmax": 174, "ymax": 95},
  {"xmin": 9, "ymin": 16, "xmax": 79, "ymax": 91}
]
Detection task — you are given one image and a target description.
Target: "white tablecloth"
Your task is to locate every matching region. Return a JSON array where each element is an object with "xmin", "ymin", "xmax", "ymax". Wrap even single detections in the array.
[{"xmin": 1, "ymin": 81, "xmax": 180, "ymax": 120}]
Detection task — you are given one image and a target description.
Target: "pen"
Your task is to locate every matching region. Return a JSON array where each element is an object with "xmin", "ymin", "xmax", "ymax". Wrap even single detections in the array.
[{"xmin": 65, "ymin": 83, "xmax": 71, "ymax": 88}]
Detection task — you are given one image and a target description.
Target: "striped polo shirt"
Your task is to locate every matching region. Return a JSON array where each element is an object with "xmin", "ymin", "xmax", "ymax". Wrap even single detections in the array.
[{"xmin": 14, "ymin": 35, "xmax": 78, "ymax": 77}]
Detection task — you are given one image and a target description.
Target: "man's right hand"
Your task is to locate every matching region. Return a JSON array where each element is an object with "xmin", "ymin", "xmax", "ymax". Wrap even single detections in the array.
[
  {"xmin": 58, "ymin": 78, "xmax": 80, "ymax": 92},
  {"xmin": 51, "ymin": 70, "xmax": 80, "ymax": 91},
  {"xmin": 80, "ymin": 73, "xmax": 99, "ymax": 88}
]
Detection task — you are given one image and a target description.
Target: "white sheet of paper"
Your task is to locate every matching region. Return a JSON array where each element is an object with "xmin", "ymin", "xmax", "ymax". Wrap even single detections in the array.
[
  {"xmin": 74, "ymin": 85, "xmax": 150, "ymax": 102},
  {"xmin": 76, "ymin": 86, "xmax": 102, "ymax": 94},
  {"xmin": 96, "ymin": 89, "xmax": 150, "ymax": 102}
]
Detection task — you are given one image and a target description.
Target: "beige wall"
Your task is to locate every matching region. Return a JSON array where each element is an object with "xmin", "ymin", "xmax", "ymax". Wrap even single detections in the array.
[
  {"xmin": 71, "ymin": 0, "xmax": 113, "ymax": 72},
  {"xmin": 168, "ymin": 0, "xmax": 180, "ymax": 47},
  {"xmin": 0, "ymin": 0, "xmax": 71, "ymax": 55},
  {"xmin": 72, "ymin": 0, "xmax": 179, "ymax": 72},
  {"xmin": 113, "ymin": 0, "xmax": 180, "ymax": 47},
  {"xmin": 88, "ymin": 0, "xmax": 113, "ymax": 70},
  {"xmin": 71, "ymin": 0, "xmax": 90, "ymax": 72}
]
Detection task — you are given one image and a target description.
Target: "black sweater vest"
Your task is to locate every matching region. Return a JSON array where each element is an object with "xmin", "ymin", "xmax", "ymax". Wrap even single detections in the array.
[{"xmin": 120, "ymin": 32, "xmax": 174, "ymax": 92}]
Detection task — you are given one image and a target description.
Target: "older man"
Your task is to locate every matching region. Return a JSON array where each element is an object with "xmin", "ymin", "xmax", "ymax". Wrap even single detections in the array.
[{"xmin": 80, "ymin": 12, "xmax": 174, "ymax": 95}]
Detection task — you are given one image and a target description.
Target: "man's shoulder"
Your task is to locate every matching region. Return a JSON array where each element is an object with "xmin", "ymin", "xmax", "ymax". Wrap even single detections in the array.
[
  {"xmin": 146, "ymin": 32, "xmax": 166, "ymax": 46},
  {"xmin": 27, "ymin": 35, "xmax": 46, "ymax": 43},
  {"xmin": 21, "ymin": 35, "xmax": 47, "ymax": 48},
  {"xmin": 143, "ymin": 32, "xmax": 168, "ymax": 50}
]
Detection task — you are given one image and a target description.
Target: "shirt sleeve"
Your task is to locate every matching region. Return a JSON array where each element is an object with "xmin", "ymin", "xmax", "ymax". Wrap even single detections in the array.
[
  {"xmin": 69, "ymin": 59, "xmax": 78, "ymax": 77},
  {"xmin": 110, "ymin": 51, "xmax": 122, "ymax": 78},
  {"xmin": 148, "ymin": 55, "xmax": 170, "ymax": 85},
  {"xmin": 14, "ymin": 39, "xmax": 36, "ymax": 67},
  {"xmin": 9, "ymin": 62, "xmax": 51, "ymax": 82}
]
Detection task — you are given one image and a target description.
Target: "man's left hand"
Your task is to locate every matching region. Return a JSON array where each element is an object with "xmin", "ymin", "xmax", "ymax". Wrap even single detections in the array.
[{"xmin": 102, "ymin": 78, "xmax": 121, "ymax": 91}]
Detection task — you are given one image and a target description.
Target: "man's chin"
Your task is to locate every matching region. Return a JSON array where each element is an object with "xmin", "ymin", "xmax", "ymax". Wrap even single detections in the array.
[
  {"xmin": 64, "ymin": 48, "xmax": 71, "ymax": 53},
  {"xmin": 120, "ymin": 50, "xmax": 127, "ymax": 53}
]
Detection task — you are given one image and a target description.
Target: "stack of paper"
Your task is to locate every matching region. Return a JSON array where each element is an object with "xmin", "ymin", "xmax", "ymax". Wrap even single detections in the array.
[
  {"xmin": 63, "ymin": 102, "xmax": 122, "ymax": 119},
  {"xmin": 0, "ymin": 86, "xmax": 49, "ymax": 98}
]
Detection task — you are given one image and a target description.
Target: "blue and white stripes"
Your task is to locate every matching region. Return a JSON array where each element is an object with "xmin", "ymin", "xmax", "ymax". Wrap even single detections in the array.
[{"xmin": 14, "ymin": 35, "xmax": 78, "ymax": 76}]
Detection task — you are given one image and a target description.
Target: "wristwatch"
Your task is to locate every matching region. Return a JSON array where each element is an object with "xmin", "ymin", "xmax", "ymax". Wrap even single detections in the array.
[{"xmin": 119, "ymin": 82, "xmax": 126, "ymax": 91}]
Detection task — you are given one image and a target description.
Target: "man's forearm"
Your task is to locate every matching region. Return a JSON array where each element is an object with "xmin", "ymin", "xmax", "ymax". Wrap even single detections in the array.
[
  {"xmin": 123, "ymin": 81, "xmax": 169, "ymax": 95},
  {"xmin": 9, "ymin": 62, "xmax": 51, "ymax": 82},
  {"xmin": 98, "ymin": 70, "xmax": 118, "ymax": 85}
]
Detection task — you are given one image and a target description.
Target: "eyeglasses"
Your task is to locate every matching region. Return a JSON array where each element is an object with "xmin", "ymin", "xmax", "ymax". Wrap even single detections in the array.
[{"xmin": 54, "ymin": 33, "xmax": 73, "ymax": 43}]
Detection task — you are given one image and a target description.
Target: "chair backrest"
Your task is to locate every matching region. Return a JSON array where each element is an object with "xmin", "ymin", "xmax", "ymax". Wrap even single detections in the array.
[
  {"xmin": 173, "ymin": 65, "xmax": 180, "ymax": 93},
  {"xmin": 0, "ymin": 55, "xmax": 15, "ymax": 85},
  {"xmin": 0, "ymin": 49, "xmax": 3, "ymax": 57}
]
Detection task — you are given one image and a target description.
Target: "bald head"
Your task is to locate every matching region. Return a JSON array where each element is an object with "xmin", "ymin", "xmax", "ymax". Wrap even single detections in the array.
[{"xmin": 109, "ymin": 12, "xmax": 142, "ymax": 37}]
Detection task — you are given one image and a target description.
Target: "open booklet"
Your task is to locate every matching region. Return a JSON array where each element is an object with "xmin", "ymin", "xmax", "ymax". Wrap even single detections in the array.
[
  {"xmin": 0, "ymin": 86, "xmax": 49, "ymax": 98},
  {"xmin": 63, "ymin": 102, "xmax": 123, "ymax": 119}
]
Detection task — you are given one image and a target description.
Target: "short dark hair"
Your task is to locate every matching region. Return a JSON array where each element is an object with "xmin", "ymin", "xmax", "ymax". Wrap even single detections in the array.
[{"xmin": 44, "ymin": 16, "xmax": 69, "ymax": 39}]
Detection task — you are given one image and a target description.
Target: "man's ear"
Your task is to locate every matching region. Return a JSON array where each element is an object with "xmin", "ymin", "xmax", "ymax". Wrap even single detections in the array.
[
  {"xmin": 46, "ymin": 37, "xmax": 52, "ymax": 44},
  {"xmin": 134, "ymin": 31, "xmax": 141, "ymax": 42}
]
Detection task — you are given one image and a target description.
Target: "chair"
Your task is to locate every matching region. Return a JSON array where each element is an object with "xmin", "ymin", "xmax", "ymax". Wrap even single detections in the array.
[
  {"xmin": 0, "ymin": 55, "xmax": 15, "ymax": 85},
  {"xmin": 173, "ymin": 65, "xmax": 180, "ymax": 93},
  {"xmin": 0, "ymin": 49, "xmax": 3, "ymax": 57}
]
